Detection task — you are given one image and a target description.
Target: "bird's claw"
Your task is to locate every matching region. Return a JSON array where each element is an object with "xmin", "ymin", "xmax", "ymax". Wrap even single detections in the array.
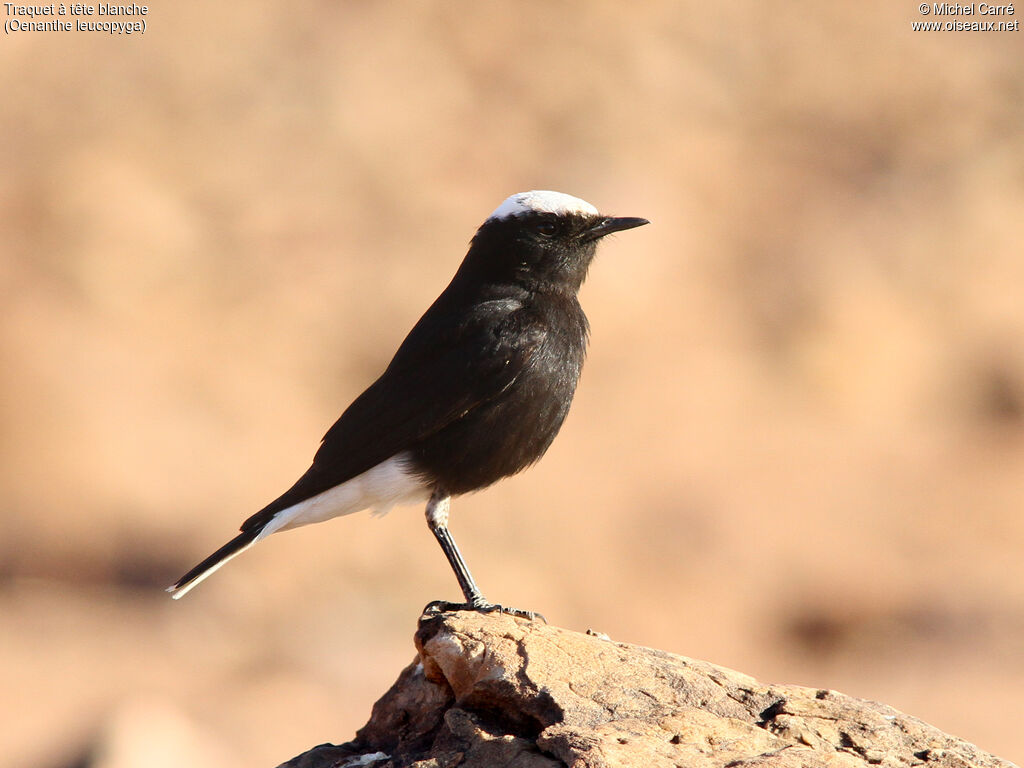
[{"xmin": 422, "ymin": 599, "xmax": 546, "ymax": 623}]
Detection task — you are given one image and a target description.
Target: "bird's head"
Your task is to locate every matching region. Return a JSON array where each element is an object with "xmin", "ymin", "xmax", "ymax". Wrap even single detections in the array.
[{"xmin": 462, "ymin": 191, "xmax": 648, "ymax": 294}]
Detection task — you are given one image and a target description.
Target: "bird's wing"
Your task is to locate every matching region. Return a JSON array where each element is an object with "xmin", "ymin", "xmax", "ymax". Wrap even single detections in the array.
[{"xmin": 240, "ymin": 298, "xmax": 541, "ymax": 532}]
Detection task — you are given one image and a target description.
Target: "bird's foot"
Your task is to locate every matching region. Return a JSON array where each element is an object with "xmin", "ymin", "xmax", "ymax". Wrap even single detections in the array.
[{"xmin": 422, "ymin": 599, "xmax": 546, "ymax": 623}]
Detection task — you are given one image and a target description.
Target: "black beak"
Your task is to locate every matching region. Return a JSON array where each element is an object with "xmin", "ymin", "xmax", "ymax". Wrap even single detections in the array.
[{"xmin": 584, "ymin": 216, "xmax": 650, "ymax": 241}]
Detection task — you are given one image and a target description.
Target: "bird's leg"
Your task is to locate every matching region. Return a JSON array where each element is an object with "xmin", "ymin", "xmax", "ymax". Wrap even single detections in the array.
[
  {"xmin": 425, "ymin": 490, "xmax": 486, "ymax": 607},
  {"xmin": 422, "ymin": 489, "xmax": 545, "ymax": 622}
]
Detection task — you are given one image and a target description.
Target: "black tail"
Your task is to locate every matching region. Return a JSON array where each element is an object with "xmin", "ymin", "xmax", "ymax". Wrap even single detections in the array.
[{"xmin": 166, "ymin": 528, "xmax": 260, "ymax": 599}]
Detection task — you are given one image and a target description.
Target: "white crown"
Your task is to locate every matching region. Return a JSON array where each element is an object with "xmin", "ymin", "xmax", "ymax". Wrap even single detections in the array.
[{"xmin": 488, "ymin": 190, "xmax": 599, "ymax": 221}]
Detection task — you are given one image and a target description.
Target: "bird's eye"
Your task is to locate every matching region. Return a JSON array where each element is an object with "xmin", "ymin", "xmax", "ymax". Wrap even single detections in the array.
[{"xmin": 535, "ymin": 222, "xmax": 557, "ymax": 237}]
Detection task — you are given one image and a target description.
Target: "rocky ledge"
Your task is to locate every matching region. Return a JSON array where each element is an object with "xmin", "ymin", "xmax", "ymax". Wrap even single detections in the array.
[{"xmin": 279, "ymin": 611, "xmax": 1013, "ymax": 768}]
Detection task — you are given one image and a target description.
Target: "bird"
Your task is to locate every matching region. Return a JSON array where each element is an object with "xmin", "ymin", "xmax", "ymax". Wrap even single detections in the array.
[{"xmin": 167, "ymin": 190, "xmax": 648, "ymax": 618}]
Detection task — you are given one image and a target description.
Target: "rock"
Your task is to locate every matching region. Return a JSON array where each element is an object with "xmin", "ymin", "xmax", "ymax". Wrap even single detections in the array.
[{"xmin": 278, "ymin": 612, "xmax": 1014, "ymax": 768}]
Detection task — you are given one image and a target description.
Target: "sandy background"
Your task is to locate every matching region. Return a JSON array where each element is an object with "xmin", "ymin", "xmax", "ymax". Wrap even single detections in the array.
[{"xmin": 2, "ymin": 2, "xmax": 1023, "ymax": 766}]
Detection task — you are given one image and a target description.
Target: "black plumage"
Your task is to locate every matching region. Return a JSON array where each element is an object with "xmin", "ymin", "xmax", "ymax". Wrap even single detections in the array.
[{"xmin": 169, "ymin": 191, "xmax": 647, "ymax": 617}]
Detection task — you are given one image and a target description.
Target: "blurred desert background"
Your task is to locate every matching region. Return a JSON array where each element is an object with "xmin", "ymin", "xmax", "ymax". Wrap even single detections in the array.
[{"xmin": 3, "ymin": 1, "xmax": 1023, "ymax": 765}]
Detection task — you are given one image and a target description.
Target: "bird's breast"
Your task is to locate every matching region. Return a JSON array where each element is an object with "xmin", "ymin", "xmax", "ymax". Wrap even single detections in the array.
[{"xmin": 412, "ymin": 295, "xmax": 589, "ymax": 495}]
